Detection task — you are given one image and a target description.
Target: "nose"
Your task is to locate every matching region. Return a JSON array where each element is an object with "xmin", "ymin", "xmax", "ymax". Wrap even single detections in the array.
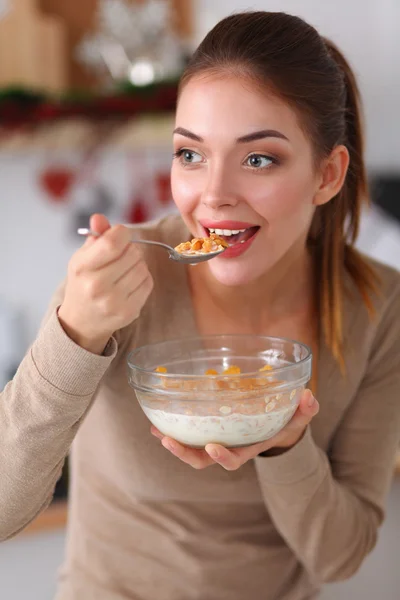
[{"xmin": 201, "ymin": 162, "xmax": 239, "ymax": 210}]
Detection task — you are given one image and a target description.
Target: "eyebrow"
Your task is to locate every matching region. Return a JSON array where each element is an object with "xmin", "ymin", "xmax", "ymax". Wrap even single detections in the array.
[{"xmin": 173, "ymin": 127, "xmax": 289, "ymax": 143}]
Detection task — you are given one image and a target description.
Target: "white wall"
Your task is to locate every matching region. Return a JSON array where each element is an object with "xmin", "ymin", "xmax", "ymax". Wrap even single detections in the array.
[{"xmin": 192, "ymin": 0, "xmax": 400, "ymax": 172}]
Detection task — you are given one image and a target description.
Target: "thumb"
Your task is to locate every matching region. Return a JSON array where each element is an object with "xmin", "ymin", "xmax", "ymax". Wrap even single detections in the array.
[
  {"xmin": 90, "ymin": 213, "xmax": 111, "ymax": 235},
  {"xmin": 83, "ymin": 213, "xmax": 111, "ymax": 248},
  {"xmin": 283, "ymin": 389, "xmax": 319, "ymax": 433},
  {"xmin": 297, "ymin": 389, "xmax": 319, "ymax": 419}
]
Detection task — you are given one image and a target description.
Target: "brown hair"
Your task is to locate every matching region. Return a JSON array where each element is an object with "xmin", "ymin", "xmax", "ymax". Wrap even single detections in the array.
[{"xmin": 179, "ymin": 11, "xmax": 379, "ymax": 369}]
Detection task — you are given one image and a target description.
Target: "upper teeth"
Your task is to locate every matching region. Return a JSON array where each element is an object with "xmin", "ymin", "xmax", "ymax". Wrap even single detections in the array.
[{"xmin": 208, "ymin": 228, "xmax": 247, "ymax": 236}]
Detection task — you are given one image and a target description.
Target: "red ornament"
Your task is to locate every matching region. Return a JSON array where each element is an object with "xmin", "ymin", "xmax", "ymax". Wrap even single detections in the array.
[
  {"xmin": 126, "ymin": 197, "xmax": 149, "ymax": 224},
  {"xmin": 156, "ymin": 173, "xmax": 172, "ymax": 205},
  {"xmin": 39, "ymin": 167, "xmax": 75, "ymax": 202}
]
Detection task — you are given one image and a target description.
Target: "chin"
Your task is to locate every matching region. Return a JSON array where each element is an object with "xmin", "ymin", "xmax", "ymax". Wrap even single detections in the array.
[{"xmin": 206, "ymin": 260, "xmax": 265, "ymax": 287}]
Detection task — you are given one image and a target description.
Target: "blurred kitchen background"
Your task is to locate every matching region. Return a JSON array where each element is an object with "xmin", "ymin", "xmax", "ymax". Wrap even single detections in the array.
[{"xmin": 0, "ymin": 1, "xmax": 399, "ymax": 599}]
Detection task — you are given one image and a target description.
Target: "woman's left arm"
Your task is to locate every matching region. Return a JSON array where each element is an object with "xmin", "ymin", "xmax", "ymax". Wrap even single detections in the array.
[{"xmin": 253, "ymin": 283, "xmax": 400, "ymax": 585}]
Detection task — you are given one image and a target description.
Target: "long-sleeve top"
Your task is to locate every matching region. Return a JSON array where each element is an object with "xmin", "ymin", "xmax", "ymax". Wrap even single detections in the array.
[{"xmin": 1, "ymin": 214, "xmax": 400, "ymax": 600}]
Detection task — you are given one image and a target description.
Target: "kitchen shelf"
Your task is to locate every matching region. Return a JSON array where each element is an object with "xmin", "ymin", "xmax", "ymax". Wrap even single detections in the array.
[{"xmin": 19, "ymin": 501, "xmax": 67, "ymax": 537}]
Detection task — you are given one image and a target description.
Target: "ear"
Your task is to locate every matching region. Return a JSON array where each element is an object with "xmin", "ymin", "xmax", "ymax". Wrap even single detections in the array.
[{"xmin": 313, "ymin": 145, "xmax": 350, "ymax": 206}]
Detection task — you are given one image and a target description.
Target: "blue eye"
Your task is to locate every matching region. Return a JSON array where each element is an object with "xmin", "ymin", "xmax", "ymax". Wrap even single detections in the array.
[
  {"xmin": 174, "ymin": 149, "xmax": 203, "ymax": 164},
  {"xmin": 245, "ymin": 154, "xmax": 275, "ymax": 169}
]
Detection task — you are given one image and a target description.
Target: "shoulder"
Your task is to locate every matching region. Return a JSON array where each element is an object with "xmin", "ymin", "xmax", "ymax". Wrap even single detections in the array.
[
  {"xmin": 365, "ymin": 254, "xmax": 400, "ymax": 293},
  {"xmin": 344, "ymin": 250, "xmax": 400, "ymax": 315},
  {"xmin": 365, "ymin": 256, "xmax": 400, "ymax": 360},
  {"xmin": 344, "ymin": 252, "xmax": 400, "ymax": 370},
  {"xmin": 356, "ymin": 252, "xmax": 400, "ymax": 317}
]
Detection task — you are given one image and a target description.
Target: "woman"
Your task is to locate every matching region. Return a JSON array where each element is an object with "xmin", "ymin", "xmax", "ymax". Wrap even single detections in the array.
[{"xmin": 1, "ymin": 11, "xmax": 399, "ymax": 600}]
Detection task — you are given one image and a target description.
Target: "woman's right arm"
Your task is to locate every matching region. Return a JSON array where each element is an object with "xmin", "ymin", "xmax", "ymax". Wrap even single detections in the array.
[{"xmin": 0, "ymin": 215, "xmax": 153, "ymax": 540}]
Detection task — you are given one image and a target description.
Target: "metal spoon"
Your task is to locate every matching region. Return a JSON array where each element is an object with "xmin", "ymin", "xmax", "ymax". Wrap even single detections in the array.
[{"xmin": 77, "ymin": 228, "xmax": 227, "ymax": 264}]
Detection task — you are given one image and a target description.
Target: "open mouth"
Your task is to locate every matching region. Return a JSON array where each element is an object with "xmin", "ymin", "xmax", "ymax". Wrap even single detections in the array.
[{"xmin": 205, "ymin": 225, "xmax": 260, "ymax": 246}]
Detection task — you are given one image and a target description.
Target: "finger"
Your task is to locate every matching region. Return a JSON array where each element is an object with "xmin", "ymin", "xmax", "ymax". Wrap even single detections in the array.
[
  {"xmin": 150, "ymin": 426, "xmax": 164, "ymax": 439},
  {"xmin": 205, "ymin": 443, "xmax": 262, "ymax": 470},
  {"xmin": 127, "ymin": 271, "xmax": 153, "ymax": 300},
  {"xmin": 270, "ymin": 390, "xmax": 319, "ymax": 448},
  {"xmin": 114, "ymin": 254, "xmax": 148, "ymax": 291},
  {"xmin": 161, "ymin": 437, "xmax": 215, "ymax": 469},
  {"xmin": 82, "ymin": 224, "xmax": 134, "ymax": 270},
  {"xmin": 111, "ymin": 245, "xmax": 143, "ymax": 285},
  {"xmin": 84, "ymin": 244, "xmax": 144, "ymax": 290},
  {"xmin": 118, "ymin": 261, "xmax": 150, "ymax": 296},
  {"xmin": 205, "ymin": 391, "xmax": 320, "ymax": 468}
]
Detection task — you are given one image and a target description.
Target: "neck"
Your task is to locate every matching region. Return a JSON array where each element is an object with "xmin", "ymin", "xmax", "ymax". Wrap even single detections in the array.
[{"xmin": 191, "ymin": 243, "xmax": 315, "ymax": 331}]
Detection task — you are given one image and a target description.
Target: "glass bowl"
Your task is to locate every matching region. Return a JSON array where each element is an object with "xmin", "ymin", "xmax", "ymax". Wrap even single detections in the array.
[{"xmin": 127, "ymin": 335, "xmax": 312, "ymax": 448}]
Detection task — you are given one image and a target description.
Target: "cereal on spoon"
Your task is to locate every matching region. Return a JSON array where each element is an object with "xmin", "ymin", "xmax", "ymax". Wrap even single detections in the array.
[{"xmin": 175, "ymin": 233, "xmax": 229, "ymax": 255}]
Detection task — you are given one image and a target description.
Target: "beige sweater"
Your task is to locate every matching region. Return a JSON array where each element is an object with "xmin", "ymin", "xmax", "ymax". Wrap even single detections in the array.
[{"xmin": 1, "ymin": 214, "xmax": 400, "ymax": 600}]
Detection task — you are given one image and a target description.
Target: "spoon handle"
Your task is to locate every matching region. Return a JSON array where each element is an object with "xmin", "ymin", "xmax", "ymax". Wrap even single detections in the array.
[
  {"xmin": 128, "ymin": 239, "xmax": 174, "ymax": 252},
  {"xmin": 76, "ymin": 227, "xmax": 225, "ymax": 264},
  {"xmin": 77, "ymin": 228, "xmax": 172, "ymax": 253}
]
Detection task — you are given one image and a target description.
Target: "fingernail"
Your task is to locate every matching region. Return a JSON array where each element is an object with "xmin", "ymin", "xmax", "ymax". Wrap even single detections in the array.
[
  {"xmin": 208, "ymin": 448, "xmax": 219, "ymax": 459},
  {"xmin": 308, "ymin": 391, "xmax": 315, "ymax": 407},
  {"xmin": 151, "ymin": 429, "xmax": 162, "ymax": 440}
]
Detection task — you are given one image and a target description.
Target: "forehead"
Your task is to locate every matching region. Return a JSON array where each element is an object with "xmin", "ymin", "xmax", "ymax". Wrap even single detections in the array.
[{"xmin": 176, "ymin": 74, "xmax": 303, "ymax": 141}]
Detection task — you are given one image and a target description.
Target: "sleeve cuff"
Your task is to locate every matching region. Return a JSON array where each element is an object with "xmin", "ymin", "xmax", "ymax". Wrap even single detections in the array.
[
  {"xmin": 31, "ymin": 308, "xmax": 118, "ymax": 396},
  {"xmin": 254, "ymin": 427, "xmax": 328, "ymax": 484}
]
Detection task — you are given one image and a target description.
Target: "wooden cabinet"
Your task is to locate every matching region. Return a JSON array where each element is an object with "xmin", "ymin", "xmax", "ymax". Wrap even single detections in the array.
[
  {"xmin": 38, "ymin": 0, "xmax": 192, "ymax": 89},
  {"xmin": 0, "ymin": 1, "xmax": 192, "ymax": 90},
  {"xmin": 0, "ymin": 0, "xmax": 67, "ymax": 91}
]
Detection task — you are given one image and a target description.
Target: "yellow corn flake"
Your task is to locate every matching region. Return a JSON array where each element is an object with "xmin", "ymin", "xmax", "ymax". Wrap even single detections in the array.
[
  {"xmin": 209, "ymin": 233, "xmax": 229, "ymax": 248},
  {"xmin": 259, "ymin": 365, "xmax": 273, "ymax": 372},
  {"xmin": 202, "ymin": 238, "xmax": 214, "ymax": 252},
  {"xmin": 191, "ymin": 239, "xmax": 203, "ymax": 251},
  {"xmin": 155, "ymin": 366, "xmax": 168, "ymax": 373},
  {"xmin": 205, "ymin": 368, "xmax": 219, "ymax": 376},
  {"xmin": 174, "ymin": 241, "xmax": 192, "ymax": 253},
  {"xmin": 223, "ymin": 365, "xmax": 241, "ymax": 375}
]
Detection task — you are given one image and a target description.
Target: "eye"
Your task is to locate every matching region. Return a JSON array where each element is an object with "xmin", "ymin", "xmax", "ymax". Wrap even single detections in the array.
[
  {"xmin": 173, "ymin": 149, "xmax": 203, "ymax": 165},
  {"xmin": 244, "ymin": 154, "xmax": 276, "ymax": 169}
]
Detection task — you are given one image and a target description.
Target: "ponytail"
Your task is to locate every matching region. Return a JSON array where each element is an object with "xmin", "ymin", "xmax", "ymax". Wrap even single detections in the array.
[{"xmin": 312, "ymin": 38, "xmax": 380, "ymax": 372}]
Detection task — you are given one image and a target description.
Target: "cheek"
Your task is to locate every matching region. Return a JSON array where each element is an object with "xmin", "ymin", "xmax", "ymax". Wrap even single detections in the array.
[
  {"xmin": 251, "ymin": 171, "xmax": 314, "ymax": 222},
  {"xmin": 171, "ymin": 165, "xmax": 201, "ymax": 214}
]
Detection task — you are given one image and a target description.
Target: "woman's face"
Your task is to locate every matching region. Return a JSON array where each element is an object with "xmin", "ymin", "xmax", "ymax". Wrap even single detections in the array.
[{"xmin": 171, "ymin": 75, "xmax": 321, "ymax": 286}]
